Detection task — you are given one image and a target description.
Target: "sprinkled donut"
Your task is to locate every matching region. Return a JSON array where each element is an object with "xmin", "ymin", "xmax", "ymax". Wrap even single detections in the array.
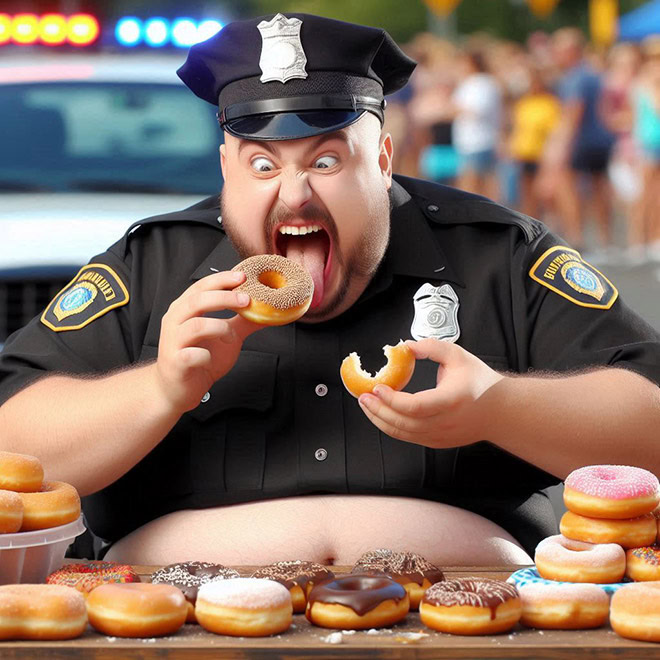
[
  {"xmin": 0, "ymin": 490, "xmax": 23, "ymax": 533},
  {"xmin": 47, "ymin": 561, "xmax": 140, "ymax": 595},
  {"xmin": 625, "ymin": 546, "xmax": 660, "ymax": 582},
  {"xmin": 232, "ymin": 254, "xmax": 314, "ymax": 325},
  {"xmin": 419, "ymin": 577, "xmax": 521, "ymax": 635},
  {"xmin": 564, "ymin": 464, "xmax": 659, "ymax": 519},
  {"xmin": 0, "ymin": 451, "xmax": 44, "ymax": 492},
  {"xmin": 560, "ymin": 510, "xmax": 657, "ymax": 549}
]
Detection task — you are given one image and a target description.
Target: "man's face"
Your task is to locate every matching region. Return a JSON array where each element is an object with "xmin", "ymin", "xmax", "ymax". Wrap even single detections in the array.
[{"xmin": 220, "ymin": 113, "xmax": 393, "ymax": 322}]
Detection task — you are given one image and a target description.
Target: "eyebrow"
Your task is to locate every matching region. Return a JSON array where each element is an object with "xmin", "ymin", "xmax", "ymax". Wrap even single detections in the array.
[{"xmin": 237, "ymin": 129, "xmax": 350, "ymax": 158}]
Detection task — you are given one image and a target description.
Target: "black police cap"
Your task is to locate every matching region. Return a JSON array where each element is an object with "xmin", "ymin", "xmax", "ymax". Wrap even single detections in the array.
[{"xmin": 177, "ymin": 13, "xmax": 416, "ymax": 141}]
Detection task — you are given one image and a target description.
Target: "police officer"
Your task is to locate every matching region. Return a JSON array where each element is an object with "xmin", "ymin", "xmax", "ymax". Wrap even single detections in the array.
[{"xmin": 1, "ymin": 14, "xmax": 659, "ymax": 565}]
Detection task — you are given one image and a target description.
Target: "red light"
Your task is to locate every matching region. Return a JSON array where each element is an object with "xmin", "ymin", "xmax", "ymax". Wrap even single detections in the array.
[
  {"xmin": 0, "ymin": 14, "xmax": 11, "ymax": 45},
  {"xmin": 11, "ymin": 13, "xmax": 39, "ymax": 44},
  {"xmin": 39, "ymin": 14, "xmax": 67, "ymax": 45},
  {"xmin": 67, "ymin": 14, "xmax": 99, "ymax": 46}
]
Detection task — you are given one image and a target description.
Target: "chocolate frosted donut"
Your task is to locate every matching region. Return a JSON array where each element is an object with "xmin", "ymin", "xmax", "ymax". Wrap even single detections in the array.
[{"xmin": 251, "ymin": 560, "xmax": 334, "ymax": 613}]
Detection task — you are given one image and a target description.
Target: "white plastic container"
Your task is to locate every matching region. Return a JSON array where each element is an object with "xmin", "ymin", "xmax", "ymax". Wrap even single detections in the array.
[{"xmin": 0, "ymin": 516, "xmax": 86, "ymax": 584}]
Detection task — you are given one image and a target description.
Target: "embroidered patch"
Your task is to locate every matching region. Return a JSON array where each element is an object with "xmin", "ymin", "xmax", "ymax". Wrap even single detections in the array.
[
  {"xmin": 529, "ymin": 246, "xmax": 618, "ymax": 309},
  {"xmin": 41, "ymin": 264, "xmax": 129, "ymax": 332}
]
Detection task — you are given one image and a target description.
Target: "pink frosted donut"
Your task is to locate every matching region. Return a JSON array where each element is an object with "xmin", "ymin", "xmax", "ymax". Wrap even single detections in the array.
[
  {"xmin": 534, "ymin": 534, "xmax": 625, "ymax": 584},
  {"xmin": 564, "ymin": 465, "xmax": 659, "ymax": 519},
  {"xmin": 518, "ymin": 582, "xmax": 609, "ymax": 629}
]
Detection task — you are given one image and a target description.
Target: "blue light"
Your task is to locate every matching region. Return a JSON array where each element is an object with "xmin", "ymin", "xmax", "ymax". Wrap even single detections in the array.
[
  {"xmin": 171, "ymin": 18, "xmax": 197, "ymax": 47},
  {"xmin": 197, "ymin": 19, "xmax": 223, "ymax": 42},
  {"xmin": 144, "ymin": 17, "xmax": 169, "ymax": 47},
  {"xmin": 115, "ymin": 17, "xmax": 142, "ymax": 46}
]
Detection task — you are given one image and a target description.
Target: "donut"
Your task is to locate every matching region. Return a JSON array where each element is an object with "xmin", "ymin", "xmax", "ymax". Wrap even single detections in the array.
[
  {"xmin": 151, "ymin": 561, "xmax": 239, "ymax": 622},
  {"xmin": 0, "ymin": 451, "xmax": 44, "ymax": 492},
  {"xmin": 340, "ymin": 340, "xmax": 415, "ymax": 398},
  {"xmin": 610, "ymin": 582, "xmax": 660, "ymax": 642},
  {"xmin": 231, "ymin": 254, "xmax": 313, "ymax": 325},
  {"xmin": 47, "ymin": 561, "xmax": 140, "ymax": 595},
  {"xmin": 86, "ymin": 583, "xmax": 187, "ymax": 637},
  {"xmin": 625, "ymin": 546, "xmax": 660, "ymax": 582},
  {"xmin": 351, "ymin": 548, "xmax": 444, "ymax": 610},
  {"xmin": 534, "ymin": 534, "xmax": 625, "ymax": 583},
  {"xmin": 563, "ymin": 464, "xmax": 659, "ymax": 519},
  {"xmin": 251, "ymin": 560, "xmax": 334, "ymax": 614},
  {"xmin": 306, "ymin": 574, "xmax": 409, "ymax": 630},
  {"xmin": 0, "ymin": 490, "xmax": 23, "ymax": 533},
  {"xmin": 653, "ymin": 506, "xmax": 660, "ymax": 543},
  {"xmin": 196, "ymin": 577, "xmax": 292, "ymax": 637},
  {"xmin": 0, "ymin": 584, "xmax": 87, "ymax": 640},
  {"xmin": 419, "ymin": 577, "xmax": 521, "ymax": 635},
  {"xmin": 560, "ymin": 510, "xmax": 657, "ymax": 549},
  {"xmin": 518, "ymin": 582, "xmax": 609, "ymax": 630},
  {"xmin": 18, "ymin": 480, "xmax": 81, "ymax": 531}
]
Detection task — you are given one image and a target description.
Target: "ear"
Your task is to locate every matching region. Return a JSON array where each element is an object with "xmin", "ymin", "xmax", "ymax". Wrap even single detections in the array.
[
  {"xmin": 378, "ymin": 133, "xmax": 393, "ymax": 190},
  {"xmin": 220, "ymin": 143, "xmax": 227, "ymax": 178}
]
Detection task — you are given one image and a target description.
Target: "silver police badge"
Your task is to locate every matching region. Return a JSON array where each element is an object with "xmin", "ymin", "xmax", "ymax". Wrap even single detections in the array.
[
  {"xmin": 410, "ymin": 283, "xmax": 460, "ymax": 342},
  {"xmin": 257, "ymin": 14, "xmax": 308, "ymax": 84}
]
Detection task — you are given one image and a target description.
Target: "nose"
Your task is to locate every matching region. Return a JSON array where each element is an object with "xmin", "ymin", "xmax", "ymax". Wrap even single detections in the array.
[{"xmin": 278, "ymin": 169, "xmax": 312, "ymax": 212}]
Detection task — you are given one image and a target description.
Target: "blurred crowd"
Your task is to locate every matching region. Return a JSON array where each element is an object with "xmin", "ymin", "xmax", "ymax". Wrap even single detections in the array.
[{"xmin": 386, "ymin": 28, "xmax": 660, "ymax": 263}]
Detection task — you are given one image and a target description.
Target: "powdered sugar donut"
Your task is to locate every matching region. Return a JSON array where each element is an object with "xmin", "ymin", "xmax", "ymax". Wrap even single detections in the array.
[
  {"xmin": 611, "ymin": 582, "xmax": 660, "ymax": 642},
  {"xmin": 0, "ymin": 490, "xmax": 23, "ymax": 533},
  {"xmin": 564, "ymin": 465, "xmax": 659, "ymax": 519},
  {"xmin": 534, "ymin": 534, "xmax": 625, "ymax": 583},
  {"xmin": 518, "ymin": 582, "xmax": 609, "ymax": 629},
  {"xmin": 0, "ymin": 451, "xmax": 43, "ymax": 493}
]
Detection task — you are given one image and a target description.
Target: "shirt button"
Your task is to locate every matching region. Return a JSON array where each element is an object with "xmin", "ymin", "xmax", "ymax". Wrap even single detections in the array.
[
  {"xmin": 315, "ymin": 448, "xmax": 328, "ymax": 461},
  {"xmin": 315, "ymin": 383, "xmax": 328, "ymax": 397},
  {"xmin": 201, "ymin": 392, "xmax": 211, "ymax": 403},
  {"xmin": 427, "ymin": 204, "xmax": 439, "ymax": 213}
]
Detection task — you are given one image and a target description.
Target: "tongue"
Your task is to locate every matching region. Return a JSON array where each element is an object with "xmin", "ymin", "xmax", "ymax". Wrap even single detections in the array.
[{"xmin": 284, "ymin": 235, "xmax": 326, "ymax": 308}]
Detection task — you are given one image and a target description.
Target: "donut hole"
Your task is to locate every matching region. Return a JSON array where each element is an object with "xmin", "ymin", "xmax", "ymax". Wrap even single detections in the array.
[{"xmin": 258, "ymin": 271, "xmax": 287, "ymax": 289}]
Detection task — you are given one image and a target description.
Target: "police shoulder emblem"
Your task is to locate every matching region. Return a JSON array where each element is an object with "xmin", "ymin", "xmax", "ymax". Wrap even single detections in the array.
[
  {"xmin": 257, "ymin": 13, "xmax": 308, "ymax": 84},
  {"xmin": 529, "ymin": 246, "xmax": 618, "ymax": 309},
  {"xmin": 41, "ymin": 263, "xmax": 129, "ymax": 332}
]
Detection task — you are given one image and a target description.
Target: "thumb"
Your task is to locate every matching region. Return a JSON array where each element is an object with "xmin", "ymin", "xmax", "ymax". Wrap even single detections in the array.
[{"xmin": 405, "ymin": 338, "xmax": 458, "ymax": 364}]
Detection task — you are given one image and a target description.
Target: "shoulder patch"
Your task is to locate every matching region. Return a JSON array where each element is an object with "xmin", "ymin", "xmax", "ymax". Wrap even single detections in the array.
[
  {"xmin": 41, "ymin": 264, "xmax": 129, "ymax": 332},
  {"xmin": 529, "ymin": 246, "xmax": 618, "ymax": 309}
]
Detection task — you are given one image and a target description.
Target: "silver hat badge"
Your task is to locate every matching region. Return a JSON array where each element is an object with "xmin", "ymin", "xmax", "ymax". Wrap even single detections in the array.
[
  {"xmin": 257, "ymin": 14, "xmax": 308, "ymax": 84},
  {"xmin": 410, "ymin": 282, "xmax": 460, "ymax": 342}
]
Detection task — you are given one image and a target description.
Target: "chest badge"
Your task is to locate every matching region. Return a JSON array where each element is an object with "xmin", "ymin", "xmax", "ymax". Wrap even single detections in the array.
[
  {"xmin": 410, "ymin": 283, "xmax": 460, "ymax": 342},
  {"xmin": 257, "ymin": 14, "xmax": 308, "ymax": 84}
]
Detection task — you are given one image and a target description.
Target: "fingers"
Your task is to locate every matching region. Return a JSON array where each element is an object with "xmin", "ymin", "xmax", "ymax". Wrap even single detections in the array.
[
  {"xmin": 406, "ymin": 338, "xmax": 460, "ymax": 363},
  {"xmin": 358, "ymin": 394, "xmax": 429, "ymax": 445},
  {"xmin": 169, "ymin": 288, "xmax": 250, "ymax": 325},
  {"xmin": 367, "ymin": 385, "xmax": 450, "ymax": 418}
]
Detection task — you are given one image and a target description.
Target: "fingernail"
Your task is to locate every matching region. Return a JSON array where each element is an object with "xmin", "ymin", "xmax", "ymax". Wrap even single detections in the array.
[
  {"xmin": 372, "ymin": 386, "xmax": 385, "ymax": 397},
  {"xmin": 237, "ymin": 293, "xmax": 250, "ymax": 305},
  {"xmin": 358, "ymin": 394, "xmax": 371, "ymax": 408}
]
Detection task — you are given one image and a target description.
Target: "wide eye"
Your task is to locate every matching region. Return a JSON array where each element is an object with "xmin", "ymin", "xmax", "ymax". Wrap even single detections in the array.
[
  {"xmin": 313, "ymin": 155, "xmax": 338, "ymax": 169},
  {"xmin": 251, "ymin": 156, "xmax": 275, "ymax": 173}
]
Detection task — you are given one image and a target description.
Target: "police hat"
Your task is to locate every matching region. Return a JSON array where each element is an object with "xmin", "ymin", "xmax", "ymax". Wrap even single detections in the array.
[{"xmin": 177, "ymin": 13, "xmax": 416, "ymax": 141}]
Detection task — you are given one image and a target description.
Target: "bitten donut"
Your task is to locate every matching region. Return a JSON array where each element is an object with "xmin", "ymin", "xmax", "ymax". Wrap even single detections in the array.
[
  {"xmin": 306, "ymin": 574, "xmax": 409, "ymax": 630},
  {"xmin": 196, "ymin": 577, "xmax": 292, "ymax": 637},
  {"xmin": 232, "ymin": 254, "xmax": 314, "ymax": 325},
  {"xmin": 18, "ymin": 480, "xmax": 81, "ymax": 531},
  {"xmin": 560, "ymin": 510, "xmax": 656, "ymax": 549},
  {"xmin": 625, "ymin": 546, "xmax": 660, "ymax": 582},
  {"xmin": 518, "ymin": 583, "xmax": 609, "ymax": 630},
  {"xmin": 534, "ymin": 534, "xmax": 625, "ymax": 583},
  {"xmin": 563, "ymin": 464, "xmax": 659, "ymax": 519},
  {"xmin": 0, "ymin": 584, "xmax": 87, "ymax": 640},
  {"xmin": 351, "ymin": 548, "xmax": 444, "ymax": 610},
  {"xmin": 47, "ymin": 561, "xmax": 140, "ymax": 595},
  {"xmin": 419, "ymin": 578, "xmax": 521, "ymax": 635},
  {"xmin": 340, "ymin": 340, "xmax": 415, "ymax": 398},
  {"xmin": 610, "ymin": 582, "xmax": 660, "ymax": 642},
  {"xmin": 0, "ymin": 451, "xmax": 44, "ymax": 492},
  {"xmin": 0, "ymin": 490, "xmax": 23, "ymax": 533},
  {"xmin": 86, "ymin": 583, "xmax": 187, "ymax": 637},
  {"xmin": 251, "ymin": 560, "xmax": 334, "ymax": 614}
]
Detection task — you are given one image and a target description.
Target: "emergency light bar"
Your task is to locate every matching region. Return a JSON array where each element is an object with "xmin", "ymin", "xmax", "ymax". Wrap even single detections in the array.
[
  {"xmin": 0, "ymin": 13, "xmax": 99, "ymax": 46},
  {"xmin": 115, "ymin": 17, "xmax": 223, "ymax": 48}
]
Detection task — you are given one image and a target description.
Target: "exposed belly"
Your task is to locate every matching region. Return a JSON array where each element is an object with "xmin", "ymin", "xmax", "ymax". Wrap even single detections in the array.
[{"xmin": 106, "ymin": 495, "xmax": 532, "ymax": 566}]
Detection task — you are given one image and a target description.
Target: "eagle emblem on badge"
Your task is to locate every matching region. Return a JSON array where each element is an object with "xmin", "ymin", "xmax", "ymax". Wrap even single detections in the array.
[
  {"xmin": 410, "ymin": 283, "xmax": 460, "ymax": 342},
  {"xmin": 257, "ymin": 14, "xmax": 308, "ymax": 84}
]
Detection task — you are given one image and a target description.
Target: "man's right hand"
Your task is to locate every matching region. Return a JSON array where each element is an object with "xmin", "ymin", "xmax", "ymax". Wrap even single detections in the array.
[{"xmin": 155, "ymin": 270, "xmax": 262, "ymax": 415}]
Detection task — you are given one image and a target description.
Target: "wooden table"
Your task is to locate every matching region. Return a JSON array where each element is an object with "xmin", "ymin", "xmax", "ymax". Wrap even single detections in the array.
[{"xmin": 2, "ymin": 564, "xmax": 658, "ymax": 658}]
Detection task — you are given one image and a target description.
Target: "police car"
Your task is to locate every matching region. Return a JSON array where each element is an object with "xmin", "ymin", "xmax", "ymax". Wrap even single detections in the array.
[{"xmin": 0, "ymin": 47, "xmax": 223, "ymax": 348}]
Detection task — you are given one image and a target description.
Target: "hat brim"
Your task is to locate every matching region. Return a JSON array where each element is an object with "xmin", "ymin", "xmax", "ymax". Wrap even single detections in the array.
[{"xmin": 223, "ymin": 109, "xmax": 366, "ymax": 141}]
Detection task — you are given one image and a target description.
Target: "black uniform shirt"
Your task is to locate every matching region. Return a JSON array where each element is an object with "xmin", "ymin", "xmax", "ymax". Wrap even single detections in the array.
[{"xmin": 2, "ymin": 175, "xmax": 659, "ymax": 556}]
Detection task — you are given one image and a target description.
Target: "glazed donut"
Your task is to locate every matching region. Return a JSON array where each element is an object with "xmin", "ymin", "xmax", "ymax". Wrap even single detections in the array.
[
  {"xmin": 306, "ymin": 574, "xmax": 409, "ymax": 630},
  {"xmin": 563, "ymin": 464, "xmax": 659, "ymax": 519},
  {"xmin": 0, "ymin": 451, "xmax": 43, "ymax": 492},
  {"xmin": 534, "ymin": 534, "xmax": 625, "ymax": 583},
  {"xmin": 196, "ymin": 577, "xmax": 292, "ymax": 637},
  {"xmin": 560, "ymin": 510, "xmax": 656, "ymax": 549},
  {"xmin": 518, "ymin": 582, "xmax": 609, "ymax": 630},
  {"xmin": 351, "ymin": 548, "xmax": 444, "ymax": 610},
  {"xmin": 340, "ymin": 340, "xmax": 416, "ymax": 398},
  {"xmin": 232, "ymin": 254, "xmax": 313, "ymax": 325},
  {"xmin": 18, "ymin": 480, "xmax": 81, "ymax": 531},
  {"xmin": 251, "ymin": 560, "xmax": 334, "ymax": 614},
  {"xmin": 0, "ymin": 584, "xmax": 87, "ymax": 640},
  {"xmin": 86, "ymin": 583, "xmax": 187, "ymax": 637},
  {"xmin": 419, "ymin": 577, "xmax": 521, "ymax": 635},
  {"xmin": 625, "ymin": 546, "xmax": 660, "ymax": 582},
  {"xmin": 610, "ymin": 582, "xmax": 660, "ymax": 642},
  {"xmin": 47, "ymin": 561, "xmax": 140, "ymax": 595},
  {"xmin": 152, "ymin": 561, "xmax": 239, "ymax": 622},
  {"xmin": 0, "ymin": 490, "xmax": 23, "ymax": 533}
]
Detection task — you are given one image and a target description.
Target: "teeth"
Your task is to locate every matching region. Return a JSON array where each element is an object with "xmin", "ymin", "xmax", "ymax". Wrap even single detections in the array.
[{"xmin": 278, "ymin": 224, "xmax": 322, "ymax": 235}]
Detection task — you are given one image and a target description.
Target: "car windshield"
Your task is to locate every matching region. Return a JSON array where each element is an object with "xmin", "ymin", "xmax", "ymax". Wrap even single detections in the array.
[{"xmin": 0, "ymin": 82, "xmax": 223, "ymax": 195}]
